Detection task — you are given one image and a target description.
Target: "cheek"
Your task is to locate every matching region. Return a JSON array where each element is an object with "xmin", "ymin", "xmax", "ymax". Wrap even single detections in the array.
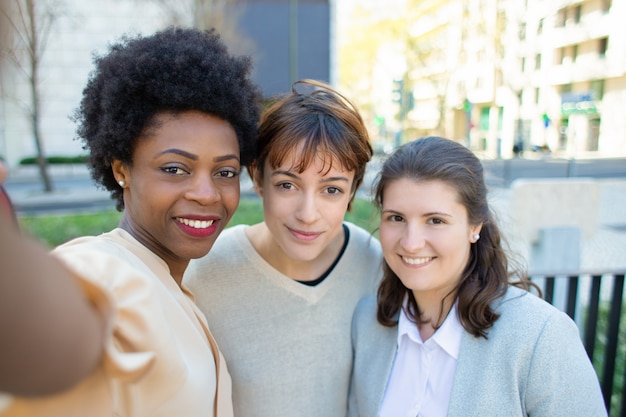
[
  {"xmin": 328, "ymin": 201, "xmax": 350, "ymax": 224},
  {"xmin": 378, "ymin": 225, "xmax": 396, "ymax": 253},
  {"xmin": 221, "ymin": 185, "xmax": 241, "ymax": 210},
  {"xmin": 262, "ymin": 194, "xmax": 284, "ymax": 218},
  {"xmin": 449, "ymin": 240, "xmax": 472, "ymax": 265}
]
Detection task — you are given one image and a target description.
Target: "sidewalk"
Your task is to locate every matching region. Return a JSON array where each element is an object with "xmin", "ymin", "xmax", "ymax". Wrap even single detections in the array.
[{"xmin": 4, "ymin": 165, "xmax": 114, "ymax": 215}]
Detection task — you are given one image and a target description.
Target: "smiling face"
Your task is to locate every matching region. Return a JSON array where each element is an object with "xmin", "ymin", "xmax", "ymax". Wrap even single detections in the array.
[
  {"xmin": 379, "ymin": 177, "xmax": 482, "ymax": 305},
  {"xmin": 112, "ymin": 111, "xmax": 241, "ymax": 281},
  {"xmin": 252, "ymin": 145, "xmax": 355, "ymax": 278}
]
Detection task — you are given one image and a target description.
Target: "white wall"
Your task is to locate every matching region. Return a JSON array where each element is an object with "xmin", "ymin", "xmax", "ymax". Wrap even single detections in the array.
[{"xmin": 0, "ymin": 0, "xmax": 172, "ymax": 168}]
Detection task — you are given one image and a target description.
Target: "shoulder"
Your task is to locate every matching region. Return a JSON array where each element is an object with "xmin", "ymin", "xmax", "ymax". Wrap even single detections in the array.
[
  {"xmin": 496, "ymin": 286, "xmax": 560, "ymax": 319},
  {"xmin": 213, "ymin": 224, "xmax": 247, "ymax": 246},
  {"xmin": 345, "ymin": 221, "xmax": 378, "ymax": 242},
  {"xmin": 53, "ymin": 229, "xmax": 136, "ymax": 268},
  {"xmin": 355, "ymin": 294, "xmax": 378, "ymax": 314},
  {"xmin": 184, "ymin": 225, "xmax": 255, "ymax": 288},
  {"xmin": 338, "ymin": 225, "xmax": 382, "ymax": 290},
  {"xmin": 490, "ymin": 286, "xmax": 578, "ymax": 340},
  {"xmin": 353, "ymin": 295, "xmax": 380, "ymax": 329},
  {"xmin": 352, "ymin": 295, "xmax": 396, "ymax": 348},
  {"xmin": 52, "ymin": 230, "xmax": 165, "ymax": 287},
  {"xmin": 344, "ymin": 222, "xmax": 381, "ymax": 253},
  {"xmin": 192, "ymin": 224, "xmax": 248, "ymax": 262}
]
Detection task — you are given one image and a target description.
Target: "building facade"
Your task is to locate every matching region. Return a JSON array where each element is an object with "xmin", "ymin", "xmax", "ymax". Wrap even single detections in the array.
[
  {"xmin": 381, "ymin": 0, "xmax": 625, "ymax": 158},
  {"xmin": 504, "ymin": 0, "xmax": 626, "ymax": 158},
  {"xmin": 0, "ymin": 0, "xmax": 333, "ymax": 168}
]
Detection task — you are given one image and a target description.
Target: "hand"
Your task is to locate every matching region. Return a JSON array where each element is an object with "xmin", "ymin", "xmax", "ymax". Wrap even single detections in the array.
[
  {"xmin": 0, "ymin": 162, "xmax": 17, "ymax": 226},
  {"xmin": 0, "ymin": 161, "xmax": 7, "ymax": 184}
]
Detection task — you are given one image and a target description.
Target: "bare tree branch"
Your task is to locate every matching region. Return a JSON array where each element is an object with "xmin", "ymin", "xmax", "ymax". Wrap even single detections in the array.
[{"xmin": 1, "ymin": 0, "xmax": 66, "ymax": 192}]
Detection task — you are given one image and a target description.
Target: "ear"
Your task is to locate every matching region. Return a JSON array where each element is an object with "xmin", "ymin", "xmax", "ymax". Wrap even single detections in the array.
[
  {"xmin": 112, "ymin": 160, "xmax": 130, "ymax": 188},
  {"xmin": 346, "ymin": 188, "xmax": 357, "ymax": 212},
  {"xmin": 249, "ymin": 162, "xmax": 264, "ymax": 198},
  {"xmin": 470, "ymin": 224, "xmax": 483, "ymax": 243}
]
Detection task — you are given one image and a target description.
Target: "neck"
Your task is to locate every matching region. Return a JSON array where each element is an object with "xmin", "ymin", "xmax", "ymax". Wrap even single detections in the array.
[
  {"xmin": 413, "ymin": 292, "xmax": 456, "ymax": 341},
  {"xmin": 118, "ymin": 214, "xmax": 187, "ymax": 288},
  {"xmin": 246, "ymin": 222, "xmax": 345, "ymax": 281}
]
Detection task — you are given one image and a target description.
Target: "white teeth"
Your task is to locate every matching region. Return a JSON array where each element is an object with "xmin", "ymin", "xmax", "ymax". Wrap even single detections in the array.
[
  {"xmin": 402, "ymin": 256, "xmax": 432, "ymax": 265},
  {"xmin": 177, "ymin": 218, "xmax": 214, "ymax": 229}
]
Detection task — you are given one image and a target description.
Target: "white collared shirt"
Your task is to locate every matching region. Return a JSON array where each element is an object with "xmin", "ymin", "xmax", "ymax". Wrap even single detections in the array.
[{"xmin": 379, "ymin": 302, "xmax": 463, "ymax": 417}]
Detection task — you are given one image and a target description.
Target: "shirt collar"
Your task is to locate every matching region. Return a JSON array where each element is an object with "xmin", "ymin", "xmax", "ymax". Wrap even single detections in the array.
[{"xmin": 397, "ymin": 299, "xmax": 463, "ymax": 360}]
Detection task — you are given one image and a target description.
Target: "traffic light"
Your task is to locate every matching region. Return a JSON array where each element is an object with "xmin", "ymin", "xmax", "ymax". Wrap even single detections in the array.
[{"xmin": 392, "ymin": 79, "xmax": 404, "ymax": 105}]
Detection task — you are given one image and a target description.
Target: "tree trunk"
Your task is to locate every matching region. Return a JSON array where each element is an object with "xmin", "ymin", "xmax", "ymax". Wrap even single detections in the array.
[{"xmin": 26, "ymin": 0, "xmax": 53, "ymax": 192}]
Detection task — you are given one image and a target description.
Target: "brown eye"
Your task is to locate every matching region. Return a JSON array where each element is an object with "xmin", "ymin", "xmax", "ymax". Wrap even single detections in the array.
[
  {"xmin": 163, "ymin": 166, "xmax": 188, "ymax": 175},
  {"xmin": 216, "ymin": 169, "xmax": 238, "ymax": 178}
]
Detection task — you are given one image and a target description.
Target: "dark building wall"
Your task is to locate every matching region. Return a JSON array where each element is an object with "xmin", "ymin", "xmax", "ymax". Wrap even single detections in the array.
[{"xmin": 228, "ymin": 0, "xmax": 330, "ymax": 98}]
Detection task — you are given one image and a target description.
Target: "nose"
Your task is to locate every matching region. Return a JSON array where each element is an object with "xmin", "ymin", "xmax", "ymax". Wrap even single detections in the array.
[
  {"xmin": 294, "ymin": 192, "xmax": 321, "ymax": 224},
  {"xmin": 185, "ymin": 174, "xmax": 222, "ymax": 205},
  {"xmin": 400, "ymin": 223, "xmax": 426, "ymax": 252}
]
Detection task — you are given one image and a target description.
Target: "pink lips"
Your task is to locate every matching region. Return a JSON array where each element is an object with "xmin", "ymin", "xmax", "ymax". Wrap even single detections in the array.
[{"xmin": 288, "ymin": 227, "xmax": 321, "ymax": 242}]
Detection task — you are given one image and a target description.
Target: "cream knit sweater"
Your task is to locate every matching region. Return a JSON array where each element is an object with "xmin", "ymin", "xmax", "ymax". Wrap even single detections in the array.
[{"xmin": 185, "ymin": 222, "xmax": 382, "ymax": 417}]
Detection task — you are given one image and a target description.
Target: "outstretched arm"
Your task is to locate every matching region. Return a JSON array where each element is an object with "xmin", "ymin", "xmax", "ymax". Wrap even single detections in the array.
[{"xmin": 0, "ymin": 164, "xmax": 105, "ymax": 397}]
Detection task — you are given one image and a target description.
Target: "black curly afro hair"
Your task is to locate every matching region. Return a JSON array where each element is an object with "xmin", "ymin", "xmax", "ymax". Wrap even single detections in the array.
[{"xmin": 73, "ymin": 26, "xmax": 261, "ymax": 210}]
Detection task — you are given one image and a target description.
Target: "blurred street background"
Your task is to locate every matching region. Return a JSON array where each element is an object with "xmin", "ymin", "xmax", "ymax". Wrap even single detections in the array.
[
  {"xmin": 2, "ymin": 1, "xmax": 625, "ymax": 266},
  {"xmin": 5, "ymin": 155, "xmax": 626, "ymax": 275},
  {"xmin": 2, "ymin": 2, "xmax": 626, "ymax": 410}
]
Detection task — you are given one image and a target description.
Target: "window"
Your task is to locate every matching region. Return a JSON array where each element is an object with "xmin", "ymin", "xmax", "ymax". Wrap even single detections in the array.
[
  {"xmin": 479, "ymin": 107, "xmax": 490, "ymax": 130},
  {"xmin": 556, "ymin": 8, "xmax": 567, "ymax": 27},
  {"xmin": 572, "ymin": 44, "xmax": 579, "ymax": 62},
  {"xmin": 555, "ymin": 47, "xmax": 565, "ymax": 65},
  {"xmin": 535, "ymin": 87, "xmax": 540, "ymax": 104},
  {"xmin": 538, "ymin": 18, "xmax": 544, "ymax": 35},
  {"xmin": 602, "ymin": 0, "xmax": 612, "ymax": 13},
  {"xmin": 598, "ymin": 38, "xmax": 608, "ymax": 57},
  {"xmin": 588, "ymin": 118, "xmax": 600, "ymax": 151},
  {"xmin": 535, "ymin": 53, "xmax": 542, "ymax": 70},
  {"xmin": 561, "ymin": 83, "xmax": 573, "ymax": 94},
  {"xmin": 573, "ymin": 5, "xmax": 582, "ymax": 23},
  {"xmin": 521, "ymin": 57, "xmax": 526, "ymax": 72},
  {"xmin": 590, "ymin": 79, "xmax": 605, "ymax": 100}
]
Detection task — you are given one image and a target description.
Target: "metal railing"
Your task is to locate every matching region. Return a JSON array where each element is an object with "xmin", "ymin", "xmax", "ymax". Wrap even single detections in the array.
[{"xmin": 529, "ymin": 270, "xmax": 626, "ymax": 416}]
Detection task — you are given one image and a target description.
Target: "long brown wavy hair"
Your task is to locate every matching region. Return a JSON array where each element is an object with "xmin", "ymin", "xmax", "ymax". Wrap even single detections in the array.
[{"xmin": 374, "ymin": 136, "xmax": 536, "ymax": 338}]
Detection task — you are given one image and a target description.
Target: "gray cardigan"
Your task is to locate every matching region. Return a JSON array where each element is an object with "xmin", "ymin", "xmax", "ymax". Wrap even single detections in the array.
[{"xmin": 348, "ymin": 286, "xmax": 607, "ymax": 417}]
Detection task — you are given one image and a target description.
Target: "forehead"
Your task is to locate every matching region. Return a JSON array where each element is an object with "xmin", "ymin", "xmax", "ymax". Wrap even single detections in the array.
[
  {"xmin": 384, "ymin": 178, "xmax": 462, "ymax": 206},
  {"xmin": 135, "ymin": 111, "xmax": 239, "ymax": 157},
  {"xmin": 267, "ymin": 142, "xmax": 351, "ymax": 174}
]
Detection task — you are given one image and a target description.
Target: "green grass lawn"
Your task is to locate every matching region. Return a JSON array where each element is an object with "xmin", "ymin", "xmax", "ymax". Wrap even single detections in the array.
[{"xmin": 19, "ymin": 196, "xmax": 380, "ymax": 247}]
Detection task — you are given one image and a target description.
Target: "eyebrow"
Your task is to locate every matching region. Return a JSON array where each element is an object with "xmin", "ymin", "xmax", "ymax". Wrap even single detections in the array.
[
  {"xmin": 381, "ymin": 208, "xmax": 453, "ymax": 218},
  {"xmin": 271, "ymin": 170, "xmax": 351, "ymax": 183},
  {"xmin": 156, "ymin": 148, "xmax": 240, "ymax": 163},
  {"xmin": 424, "ymin": 211, "xmax": 453, "ymax": 218}
]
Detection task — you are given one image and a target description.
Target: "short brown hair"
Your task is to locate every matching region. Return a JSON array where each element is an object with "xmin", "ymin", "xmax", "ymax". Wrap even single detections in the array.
[{"xmin": 253, "ymin": 79, "xmax": 373, "ymax": 209}]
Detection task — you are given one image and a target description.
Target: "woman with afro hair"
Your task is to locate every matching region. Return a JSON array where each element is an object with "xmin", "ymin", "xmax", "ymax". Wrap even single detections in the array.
[{"xmin": 0, "ymin": 27, "xmax": 261, "ymax": 417}]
